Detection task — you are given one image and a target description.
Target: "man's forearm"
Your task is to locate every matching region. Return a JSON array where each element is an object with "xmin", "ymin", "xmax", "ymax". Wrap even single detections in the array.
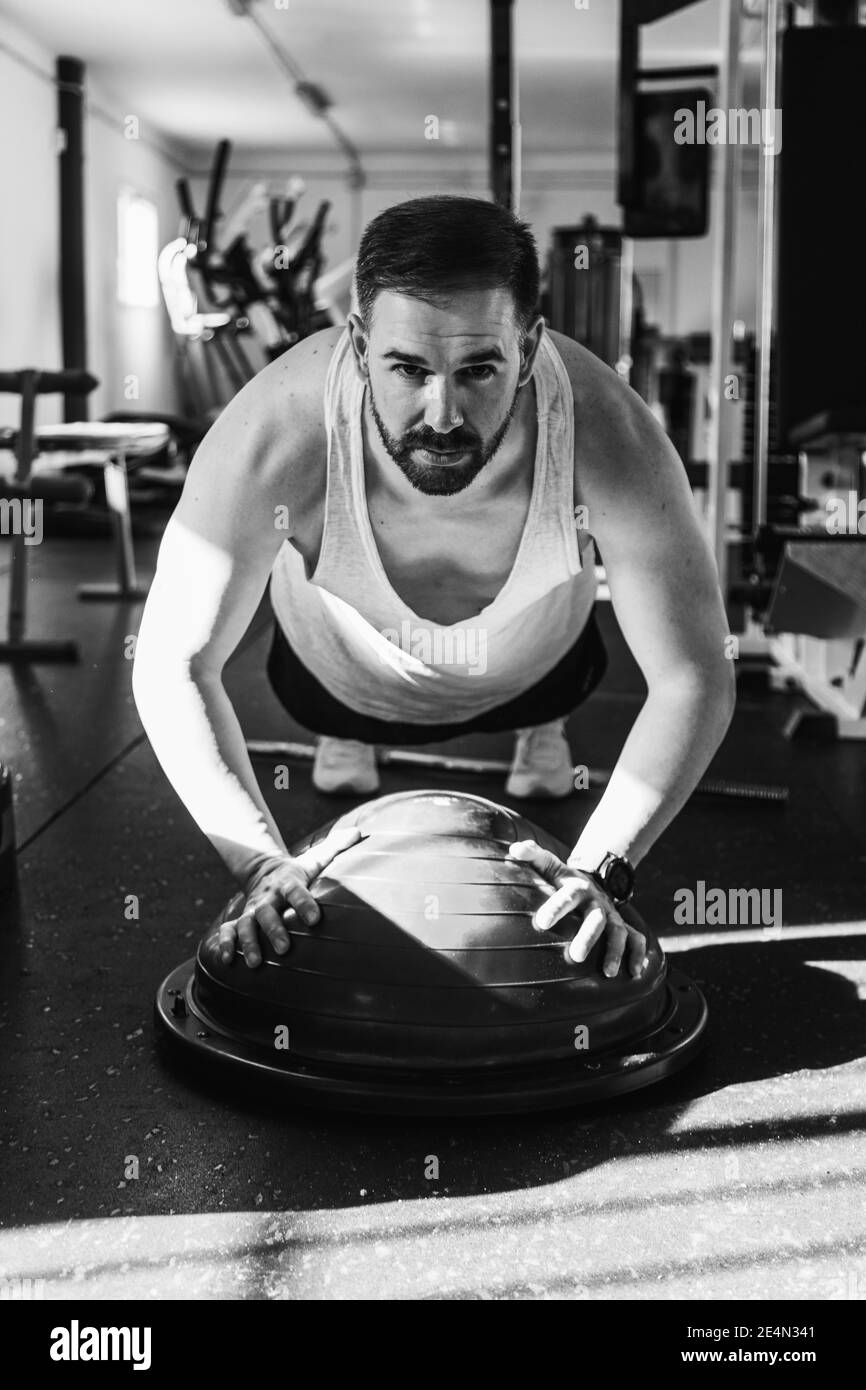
[
  {"xmin": 132, "ymin": 661, "xmax": 289, "ymax": 883},
  {"xmin": 569, "ymin": 675, "xmax": 735, "ymax": 872}
]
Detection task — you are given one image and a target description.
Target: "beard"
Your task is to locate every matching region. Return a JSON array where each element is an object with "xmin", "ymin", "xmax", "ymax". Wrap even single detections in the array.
[{"xmin": 367, "ymin": 386, "xmax": 520, "ymax": 497}]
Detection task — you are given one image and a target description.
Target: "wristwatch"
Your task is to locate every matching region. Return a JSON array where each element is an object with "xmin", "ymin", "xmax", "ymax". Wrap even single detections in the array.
[{"xmin": 577, "ymin": 852, "xmax": 635, "ymax": 905}]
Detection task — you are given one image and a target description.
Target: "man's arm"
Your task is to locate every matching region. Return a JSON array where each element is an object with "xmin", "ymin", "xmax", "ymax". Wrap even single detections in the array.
[
  {"xmin": 553, "ymin": 330, "xmax": 736, "ymax": 871},
  {"xmin": 131, "ymin": 329, "xmax": 337, "ymax": 885}
]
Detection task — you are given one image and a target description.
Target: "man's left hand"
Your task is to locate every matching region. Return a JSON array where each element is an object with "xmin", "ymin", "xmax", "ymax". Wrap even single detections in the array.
[{"xmin": 508, "ymin": 840, "xmax": 648, "ymax": 979}]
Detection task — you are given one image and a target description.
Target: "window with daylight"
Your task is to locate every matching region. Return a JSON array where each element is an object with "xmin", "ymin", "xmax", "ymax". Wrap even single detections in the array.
[{"xmin": 116, "ymin": 188, "xmax": 159, "ymax": 307}]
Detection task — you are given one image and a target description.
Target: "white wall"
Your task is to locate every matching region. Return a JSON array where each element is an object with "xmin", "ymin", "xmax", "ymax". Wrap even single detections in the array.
[
  {"xmin": 0, "ymin": 16, "xmax": 185, "ymax": 428},
  {"xmin": 85, "ymin": 96, "xmax": 185, "ymax": 420},
  {"xmin": 0, "ymin": 18, "xmax": 62, "ymax": 427}
]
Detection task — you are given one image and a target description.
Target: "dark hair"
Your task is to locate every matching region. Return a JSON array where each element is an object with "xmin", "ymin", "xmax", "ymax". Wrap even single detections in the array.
[{"xmin": 355, "ymin": 195, "xmax": 540, "ymax": 339}]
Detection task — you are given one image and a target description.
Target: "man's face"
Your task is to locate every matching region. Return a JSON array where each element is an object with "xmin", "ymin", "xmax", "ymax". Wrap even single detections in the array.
[{"xmin": 350, "ymin": 288, "xmax": 533, "ymax": 497}]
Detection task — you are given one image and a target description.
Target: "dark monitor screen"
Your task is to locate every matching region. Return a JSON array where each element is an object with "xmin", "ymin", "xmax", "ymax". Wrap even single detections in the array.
[{"xmin": 624, "ymin": 87, "xmax": 711, "ymax": 239}]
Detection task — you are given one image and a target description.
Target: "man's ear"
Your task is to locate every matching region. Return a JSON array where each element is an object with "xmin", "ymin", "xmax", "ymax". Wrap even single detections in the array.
[
  {"xmin": 517, "ymin": 315, "xmax": 545, "ymax": 387},
  {"xmin": 346, "ymin": 312, "xmax": 370, "ymax": 378}
]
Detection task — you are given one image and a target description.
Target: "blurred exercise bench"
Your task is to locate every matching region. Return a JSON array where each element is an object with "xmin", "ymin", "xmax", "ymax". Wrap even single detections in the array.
[
  {"xmin": 0, "ymin": 369, "xmax": 170, "ymax": 663},
  {"xmin": 30, "ymin": 419, "xmax": 170, "ymax": 601},
  {"xmin": 765, "ymin": 535, "xmax": 866, "ymax": 739}
]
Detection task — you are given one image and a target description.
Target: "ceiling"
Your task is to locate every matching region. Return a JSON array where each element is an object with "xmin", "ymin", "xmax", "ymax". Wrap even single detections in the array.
[{"xmin": 2, "ymin": 0, "xmax": 764, "ymax": 158}]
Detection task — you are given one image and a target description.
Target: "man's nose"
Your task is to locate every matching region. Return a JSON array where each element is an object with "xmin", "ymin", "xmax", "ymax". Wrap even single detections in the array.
[{"xmin": 423, "ymin": 377, "xmax": 462, "ymax": 432}]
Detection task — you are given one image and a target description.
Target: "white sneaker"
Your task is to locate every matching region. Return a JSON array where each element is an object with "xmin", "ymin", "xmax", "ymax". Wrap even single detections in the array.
[
  {"xmin": 506, "ymin": 719, "xmax": 575, "ymax": 799},
  {"xmin": 312, "ymin": 737, "xmax": 380, "ymax": 794}
]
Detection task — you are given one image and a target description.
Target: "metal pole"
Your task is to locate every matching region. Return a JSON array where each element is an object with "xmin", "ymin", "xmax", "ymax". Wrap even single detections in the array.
[
  {"xmin": 512, "ymin": 41, "xmax": 522, "ymax": 215},
  {"xmin": 706, "ymin": 0, "xmax": 742, "ymax": 596},
  {"xmin": 107, "ymin": 457, "xmax": 138, "ymax": 594},
  {"xmin": 753, "ymin": 0, "xmax": 780, "ymax": 535},
  {"xmin": 57, "ymin": 57, "xmax": 89, "ymax": 422},
  {"xmin": 233, "ymin": 2, "xmax": 366, "ymax": 247},
  {"xmin": 618, "ymin": 235, "xmax": 635, "ymax": 382},
  {"xmin": 9, "ymin": 373, "xmax": 37, "ymax": 643},
  {"xmin": 245, "ymin": 740, "xmax": 788, "ymax": 804},
  {"xmin": 490, "ymin": 0, "xmax": 515, "ymax": 209},
  {"xmin": 238, "ymin": 5, "xmax": 364, "ymax": 189}
]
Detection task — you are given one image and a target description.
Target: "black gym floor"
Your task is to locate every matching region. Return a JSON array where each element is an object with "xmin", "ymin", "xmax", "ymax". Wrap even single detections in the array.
[{"xmin": 1, "ymin": 526, "xmax": 865, "ymax": 1299}]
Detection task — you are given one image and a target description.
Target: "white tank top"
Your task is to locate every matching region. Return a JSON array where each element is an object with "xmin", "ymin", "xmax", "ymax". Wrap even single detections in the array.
[{"xmin": 269, "ymin": 329, "xmax": 597, "ymax": 723}]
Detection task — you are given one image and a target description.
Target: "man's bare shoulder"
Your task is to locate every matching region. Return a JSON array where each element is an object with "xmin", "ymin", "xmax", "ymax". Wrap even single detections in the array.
[
  {"xmin": 176, "ymin": 326, "xmax": 347, "ymax": 536},
  {"xmin": 544, "ymin": 326, "xmax": 684, "ymax": 494},
  {"xmin": 266, "ymin": 322, "xmax": 347, "ymax": 401},
  {"xmin": 195, "ymin": 325, "xmax": 344, "ymax": 472},
  {"xmin": 545, "ymin": 327, "xmax": 648, "ymax": 446},
  {"xmin": 232, "ymin": 324, "xmax": 344, "ymax": 442}
]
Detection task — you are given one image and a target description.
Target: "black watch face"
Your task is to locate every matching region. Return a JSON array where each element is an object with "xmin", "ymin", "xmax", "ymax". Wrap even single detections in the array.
[{"xmin": 605, "ymin": 861, "xmax": 632, "ymax": 901}]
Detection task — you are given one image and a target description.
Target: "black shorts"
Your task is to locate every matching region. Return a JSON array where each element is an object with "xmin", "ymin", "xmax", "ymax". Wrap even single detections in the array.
[{"xmin": 265, "ymin": 607, "xmax": 608, "ymax": 746}]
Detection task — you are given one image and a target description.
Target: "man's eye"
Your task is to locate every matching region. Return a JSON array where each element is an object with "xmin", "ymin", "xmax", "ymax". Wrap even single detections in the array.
[{"xmin": 391, "ymin": 364, "xmax": 495, "ymax": 381}]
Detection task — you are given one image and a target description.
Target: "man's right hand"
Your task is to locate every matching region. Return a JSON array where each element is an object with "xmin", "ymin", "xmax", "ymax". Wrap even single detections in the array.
[{"xmin": 220, "ymin": 824, "xmax": 364, "ymax": 967}]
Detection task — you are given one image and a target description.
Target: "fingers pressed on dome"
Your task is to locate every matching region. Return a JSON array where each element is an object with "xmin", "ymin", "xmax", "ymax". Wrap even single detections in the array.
[
  {"xmin": 509, "ymin": 839, "xmax": 566, "ymax": 883},
  {"xmin": 627, "ymin": 928, "xmax": 649, "ymax": 977},
  {"xmin": 283, "ymin": 879, "xmax": 321, "ymax": 926},
  {"xmin": 533, "ymin": 882, "xmax": 584, "ymax": 933},
  {"xmin": 255, "ymin": 900, "xmax": 291, "ymax": 954},
  {"xmin": 218, "ymin": 918, "xmax": 238, "ymax": 964},
  {"xmin": 236, "ymin": 912, "xmax": 262, "ymax": 968},
  {"xmin": 567, "ymin": 904, "xmax": 608, "ymax": 963},
  {"xmin": 601, "ymin": 920, "xmax": 629, "ymax": 978}
]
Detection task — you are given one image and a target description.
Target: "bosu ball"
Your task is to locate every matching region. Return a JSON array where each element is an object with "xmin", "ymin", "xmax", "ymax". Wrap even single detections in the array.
[{"xmin": 155, "ymin": 790, "xmax": 707, "ymax": 1115}]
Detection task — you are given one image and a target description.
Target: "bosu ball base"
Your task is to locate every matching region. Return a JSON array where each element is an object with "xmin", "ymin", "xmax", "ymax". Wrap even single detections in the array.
[{"xmin": 155, "ymin": 790, "xmax": 708, "ymax": 1116}]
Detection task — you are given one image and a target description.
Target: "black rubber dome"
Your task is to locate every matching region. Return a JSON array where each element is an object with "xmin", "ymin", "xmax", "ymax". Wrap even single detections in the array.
[{"xmin": 155, "ymin": 790, "xmax": 707, "ymax": 1114}]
